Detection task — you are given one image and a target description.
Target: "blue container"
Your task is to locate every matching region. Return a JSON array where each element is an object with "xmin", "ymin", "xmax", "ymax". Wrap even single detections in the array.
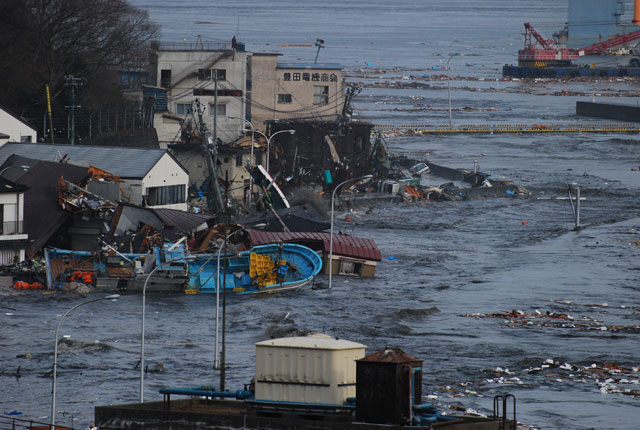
[{"xmin": 324, "ymin": 170, "xmax": 333, "ymax": 185}]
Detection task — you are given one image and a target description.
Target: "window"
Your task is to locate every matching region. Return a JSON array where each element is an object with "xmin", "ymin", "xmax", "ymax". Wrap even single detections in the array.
[
  {"xmin": 339, "ymin": 260, "xmax": 363, "ymax": 276},
  {"xmin": 160, "ymin": 69, "xmax": 172, "ymax": 88},
  {"xmin": 293, "ymin": 72, "xmax": 301, "ymax": 81},
  {"xmin": 236, "ymin": 154, "xmax": 243, "ymax": 167},
  {"xmin": 146, "ymin": 185, "xmax": 186, "ymax": 206},
  {"xmin": 197, "ymin": 68, "xmax": 226, "ymax": 81},
  {"xmin": 283, "ymin": 72, "xmax": 291, "ymax": 81},
  {"xmin": 278, "ymin": 94, "xmax": 292, "ymax": 104},
  {"xmin": 20, "ymin": 136, "xmax": 32, "ymax": 143},
  {"xmin": 313, "ymin": 85, "xmax": 329, "ymax": 105},
  {"xmin": 176, "ymin": 103, "xmax": 192, "ymax": 115},
  {"xmin": 208, "ymin": 103, "xmax": 226, "ymax": 117}
]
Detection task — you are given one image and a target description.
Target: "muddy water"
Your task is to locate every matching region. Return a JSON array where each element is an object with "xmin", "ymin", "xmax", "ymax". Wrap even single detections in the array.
[{"xmin": 2, "ymin": 1, "xmax": 640, "ymax": 429}]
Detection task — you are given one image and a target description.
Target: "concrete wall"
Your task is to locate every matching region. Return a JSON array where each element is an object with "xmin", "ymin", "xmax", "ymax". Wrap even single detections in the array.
[
  {"xmin": 0, "ymin": 108, "xmax": 37, "ymax": 146},
  {"xmin": 251, "ymin": 59, "xmax": 344, "ymax": 124},
  {"xmin": 153, "ymin": 49, "xmax": 249, "ymax": 143},
  {"xmin": 250, "ymin": 54, "xmax": 280, "ymax": 128},
  {"xmin": 576, "ymin": 101, "xmax": 640, "ymax": 122}
]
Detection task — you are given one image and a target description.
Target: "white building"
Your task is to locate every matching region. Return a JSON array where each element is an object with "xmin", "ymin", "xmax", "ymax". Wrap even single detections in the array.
[
  {"xmin": 149, "ymin": 39, "xmax": 250, "ymax": 146},
  {"xmin": 0, "ymin": 105, "xmax": 37, "ymax": 146},
  {"xmin": 0, "ymin": 143, "xmax": 190, "ymax": 211},
  {"xmin": 0, "ymin": 176, "xmax": 28, "ymax": 263}
]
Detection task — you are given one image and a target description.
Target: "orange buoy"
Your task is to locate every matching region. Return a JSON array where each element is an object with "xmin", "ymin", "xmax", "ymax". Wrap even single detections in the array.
[{"xmin": 522, "ymin": 220, "xmax": 527, "ymax": 225}]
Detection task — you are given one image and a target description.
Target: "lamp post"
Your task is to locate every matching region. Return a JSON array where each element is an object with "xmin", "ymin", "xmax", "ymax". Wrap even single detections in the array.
[
  {"xmin": 139, "ymin": 254, "xmax": 195, "ymax": 403},
  {"xmin": 447, "ymin": 53, "xmax": 460, "ymax": 130},
  {"xmin": 252, "ymin": 129, "xmax": 296, "ymax": 174},
  {"xmin": 229, "ymin": 116, "xmax": 255, "ymax": 205},
  {"xmin": 328, "ymin": 175, "xmax": 372, "ymax": 289},
  {"xmin": 214, "ymin": 228, "xmax": 246, "ymax": 373},
  {"xmin": 51, "ymin": 294, "xmax": 120, "ymax": 430}
]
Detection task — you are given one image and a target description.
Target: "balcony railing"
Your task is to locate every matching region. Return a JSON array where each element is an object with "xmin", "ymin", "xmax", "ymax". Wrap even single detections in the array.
[{"xmin": 0, "ymin": 221, "xmax": 24, "ymax": 235}]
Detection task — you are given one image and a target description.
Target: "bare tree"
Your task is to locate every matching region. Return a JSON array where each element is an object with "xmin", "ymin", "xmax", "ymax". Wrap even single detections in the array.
[{"xmin": 0, "ymin": 0, "xmax": 158, "ymax": 108}]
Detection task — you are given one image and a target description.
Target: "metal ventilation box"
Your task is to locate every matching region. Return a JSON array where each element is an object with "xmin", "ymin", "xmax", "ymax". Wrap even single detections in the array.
[
  {"xmin": 255, "ymin": 334, "xmax": 366, "ymax": 405},
  {"xmin": 356, "ymin": 348, "xmax": 423, "ymax": 425}
]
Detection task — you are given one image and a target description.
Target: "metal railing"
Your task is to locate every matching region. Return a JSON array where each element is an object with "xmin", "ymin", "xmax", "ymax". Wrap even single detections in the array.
[
  {"xmin": 0, "ymin": 414, "xmax": 74, "ymax": 430},
  {"xmin": 152, "ymin": 40, "xmax": 232, "ymax": 52},
  {"xmin": 0, "ymin": 221, "xmax": 24, "ymax": 235}
]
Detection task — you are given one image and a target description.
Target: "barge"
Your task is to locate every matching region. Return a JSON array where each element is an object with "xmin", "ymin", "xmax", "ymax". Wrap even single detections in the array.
[{"xmin": 95, "ymin": 334, "xmax": 516, "ymax": 429}]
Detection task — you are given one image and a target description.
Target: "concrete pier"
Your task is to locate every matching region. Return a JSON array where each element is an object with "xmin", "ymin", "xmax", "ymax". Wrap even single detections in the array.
[{"xmin": 576, "ymin": 101, "xmax": 640, "ymax": 122}]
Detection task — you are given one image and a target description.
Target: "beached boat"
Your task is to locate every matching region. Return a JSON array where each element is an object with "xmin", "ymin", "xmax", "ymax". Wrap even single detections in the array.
[
  {"xmin": 44, "ymin": 242, "xmax": 322, "ymax": 294},
  {"xmin": 174, "ymin": 243, "xmax": 323, "ymax": 294}
]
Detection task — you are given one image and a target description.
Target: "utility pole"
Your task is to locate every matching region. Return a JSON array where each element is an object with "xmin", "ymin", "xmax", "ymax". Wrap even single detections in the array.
[
  {"xmin": 64, "ymin": 76, "xmax": 86, "ymax": 145},
  {"xmin": 194, "ymin": 99, "xmax": 225, "ymax": 214}
]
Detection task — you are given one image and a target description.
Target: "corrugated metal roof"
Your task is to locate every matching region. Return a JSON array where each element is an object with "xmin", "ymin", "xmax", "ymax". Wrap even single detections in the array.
[
  {"xmin": 153, "ymin": 208, "xmax": 213, "ymax": 232},
  {"xmin": 358, "ymin": 348, "xmax": 421, "ymax": 364},
  {"xmin": 247, "ymin": 230, "xmax": 381, "ymax": 261},
  {"xmin": 256, "ymin": 334, "xmax": 365, "ymax": 350},
  {"xmin": 0, "ymin": 143, "xmax": 169, "ymax": 178},
  {"xmin": 277, "ymin": 63, "xmax": 343, "ymax": 70}
]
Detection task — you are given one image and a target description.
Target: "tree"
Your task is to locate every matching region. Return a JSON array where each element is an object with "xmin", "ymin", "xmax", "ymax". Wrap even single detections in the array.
[{"xmin": 0, "ymin": 0, "xmax": 158, "ymax": 109}]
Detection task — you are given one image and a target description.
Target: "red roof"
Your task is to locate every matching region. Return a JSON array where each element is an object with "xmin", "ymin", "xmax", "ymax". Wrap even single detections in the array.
[
  {"xmin": 358, "ymin": 348, "xmax": 422, "ymax": 364},
  {"xmin": 247, "ymin": 230, "xmax": 381, "ymax": 261}
]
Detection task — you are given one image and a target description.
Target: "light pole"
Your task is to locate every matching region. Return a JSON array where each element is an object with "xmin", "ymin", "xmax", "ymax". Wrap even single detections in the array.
[
  {"xmin": 328, "ymin": 175, "xmax": 372, "ymax": 289},
  {"xmin": 214, "ymin": 228, "xmax": 246, "ymax": 372},
  {"xmin": 252, "ymin": 129, "xmax": 296, "ymax": 174},
  {"xmin": 447, "ymin": 53, "xmax": 460, "ymax": 130},
  {"xmin": 139, "ymin": 255, "xmax": 195, "ymax": 403},
  {"xmin": 51, "ymin": 294, "xmax": 120, "ymax": 430},
  {"xmin": 229, "ymin": 116, "xmax": 255, "ymax": 205}
]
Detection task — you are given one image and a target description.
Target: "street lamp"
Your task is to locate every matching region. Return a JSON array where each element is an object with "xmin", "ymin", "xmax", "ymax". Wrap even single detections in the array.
[
  {"xmin": 51, "ymin": 294, "xmax": 120, "ymax": 430},
  {"xmin": 252, "ymin": 129, "xmax": 296, "ymax": 174},
  {"xmin": 229, "ymin": 116, "xmax": 255, "ymax": 205},
  {"xmin": 447, "ymin": 53, "xmax": 460, "ymax": 130},
  {"xmin": 213, "ymin": 227, "xmax": 248, "ymax": 392},
  {"xmin": 139, "ymin": 254, "xmax": 196, "ymax": 403},
  {"xmin": 328, "ymin": 175, "xmax": 373, "ymax": 290}
]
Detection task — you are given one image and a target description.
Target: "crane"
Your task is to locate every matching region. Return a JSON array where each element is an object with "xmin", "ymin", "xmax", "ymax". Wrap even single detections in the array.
[{"xmin": 518, "ymin": 22, "xmax": 640, "ymax": 67}]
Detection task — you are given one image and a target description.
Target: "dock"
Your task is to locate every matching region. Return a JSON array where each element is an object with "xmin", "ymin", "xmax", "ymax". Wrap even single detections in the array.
[
  {"xmin": 576, "ymin": 101, "xmax": 640, "ymax": 123},
  {"xmin": 95, "ymin": 398, "xmax": 513, "ymax": 430}
]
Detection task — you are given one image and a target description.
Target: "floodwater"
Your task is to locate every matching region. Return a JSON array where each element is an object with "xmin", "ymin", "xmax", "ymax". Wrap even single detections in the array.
[{"xmin": 2, "ymin": 1, "xmax": 640, "ymax": 429}]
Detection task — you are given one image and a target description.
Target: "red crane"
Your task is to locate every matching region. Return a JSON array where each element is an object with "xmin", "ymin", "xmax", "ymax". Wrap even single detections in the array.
[{"xmin": 518, "ymin": 22, "xmax": 640, "ymax": 67}]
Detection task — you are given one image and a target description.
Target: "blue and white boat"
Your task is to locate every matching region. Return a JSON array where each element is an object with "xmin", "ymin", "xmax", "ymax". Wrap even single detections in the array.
[
  {"xmin": 44, "ymin": 242, "xmax": 322, "ymax": 295},
  {"xmin": 164, "ymin": 242, "xmax": 323, "ymax": 294}
]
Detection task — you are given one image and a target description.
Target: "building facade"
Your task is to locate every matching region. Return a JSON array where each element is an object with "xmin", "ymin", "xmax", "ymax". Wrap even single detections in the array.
[
  {"xmin": 250, "ymin": 54, "xmax": 345, "ymax": 126},
  {"xmin": 0, "ymin": 106, "xmax": 37, "ymax": 146},
  {"xmin": 0, "ymin": 178, "xmax": 28, "ymax": 263},
  {"xmin": 149, "ymin": 39, "xmax": 250, "ymax": 146}
]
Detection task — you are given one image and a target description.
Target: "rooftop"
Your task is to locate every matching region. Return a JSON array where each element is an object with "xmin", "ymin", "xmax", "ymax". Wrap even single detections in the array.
[
  {"xmin": 277, "ymin": 63, "xmax": 343, "ymax": 70},
  {"xmin": 247, "ymin": 230, "xmax": 381, "ymax": 261},
  {"xmin": 256, "ymin": 334, "xmax": 366, "ymax": 350},
  {"xmin": 0, "ymin": 143, "xmax": 171, "ymax": 179}
]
